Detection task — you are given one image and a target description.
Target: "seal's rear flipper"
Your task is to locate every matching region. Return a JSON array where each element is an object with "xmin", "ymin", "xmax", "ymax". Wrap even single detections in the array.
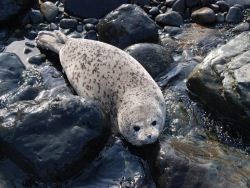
[{"xmin": 36, "ymin": 31, "xmax": 68, "ymax": 54}]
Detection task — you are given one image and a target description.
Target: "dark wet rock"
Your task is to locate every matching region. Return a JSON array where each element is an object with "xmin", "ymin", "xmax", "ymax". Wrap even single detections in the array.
[
  {"xmin": 225, "ymin": 6, "xmax": 244, "ymax": 24},
  {"xmin": 155, "ymin": 11, "xmax": 183, "ymax": 27},
  {"xmin": 191, "ymin": 7, "xmax": 216, "ymax": 25},
  {"xmin": 125, "ymin": 43, "xmax": 173, "ymax": 78},
  {"xmin": 131, "ymin": 0, "xmax": 150, "ymax": 6},
  {"xmin": 234, "ymin": 4, "xmax": 244, "ymax": 11},
  {"xmin": 185, "ymin": 0, "xmax": 200, "ymax": 8},
  {"xmin": 24, "ymin": 48, "xmax": 32, "ymax": 54},
  {"xmin": 85, "ymin": 23, "xmax": 95, "ymax": 31},
  {"xmin": 210, "ymin": 4, "xmax": 220, "ymax": 13},
  {"xmin": 0, "ymin": 96, "xmax": 108, "ymax": 182},
  {"xmin": 225, "ymin": 0, "xmax": 250, "ymax": 8},
  {"xmin": 0, "ymin": 53, "xmax": 25, "ymax": 97},
  {"xmin": 216, "ymin": 1, "xmax": 229, "ymax": 12},
  {"xmin": 232, "ymin": 22, "xmax": 250, "ymax": 32},
  {"xmin": 97, "ymin": 4, "xmax": 159, "ymax": 49},
  {"xmin": 172, "ymin": 0, "xmax": 186, "ymax": 15},
  {"xmin": 85, "ymin": 30, "xmax": 98, "ymax": 40},
  {"xmin": 148, "ymin": 7, "xmax": 160, "ymax": 16},
  {"xmin": 83, "ymin": 18, "xmax": 99, "ymax": 25},
  {"xmin": 76, "ymin": 25, "xmax": 84, "ymax": 33},
  {"xmin": 60, "ymin": 18, "xmax": 78, "ymax": 29},
  {"xmin": 187, "ymin": 32, "xmax": 250, "ymax": 132},
  {"xmin": 40, "ymin": 1, "xmax": 59, "ymax": 22},
  {"xmin": 152, "ymin": 138, "xmax": 250, "ymax": 188},
  {"xmin": 28, "ymin": 54, "xmax": 46, "ymax": 65},
  {"xmin": 25, "ymin": 42, "xmax": 35, "ymax": 48},
  {"xmin": 0, "ymin": 0, "xmax": 30, "ymax": 23},
  {"xmin": 64, "ymin": 0, "xmax": 129, "ymax": 19},
  {"xmin": 163, "ymin": 26, "xmax": 183, "ymax": 36},
  {"xmin": 67, "ymin": 141, "xmax": 155, "ymax": 187},
  {"xmin": 0, "ymin": 29, "xmax": 8, "ymax": 39}
]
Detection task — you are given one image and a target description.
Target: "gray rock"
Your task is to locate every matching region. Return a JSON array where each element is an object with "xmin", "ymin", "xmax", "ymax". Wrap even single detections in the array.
[
  {"xmin": 97, "ymin": 4, "xmax": 159, "ymax": 49},
  {"xmin": 187, "ymin": 32, "xmax": 250, "ymax": 131},
  {"xmin": 191, "ymin": 7, "xmax": 216, "ymax": 25},
  {"xmin": 27, "ymin": 54, "xmax": 46, "ymax": 65},
  {"xmin": 83, "ymin": 18, "xmax": 99, "ymax": 25},
  {"xmin": 216, "ymin": 13, "xmax": 225, "ymax": 22},
  {"xmin": 85, "ymin": 23, "xmax": 95, "ymax": 31},
  {"xmin": 76, "ymin": 25, "xmax": 84, "ymax": 33},
  {"xmin": 64, "ymin": 0, "xmax": 129, "ymax": 19},
  {"xmin": 60, "ymin": 18, "xmax": 78, "ymax": 29},
  {"xmin": 124, "ymin": 43, "xmax": 173, "ymax": 78},
  {"xmin": 225, "ymin": 7, "xmax": 244, "ymax": 24},
  {"xmin": 210, "ymin": 4, "xmax": 220, "ymax": 13},
  {"xmin": 0, "ymin": 0, "xmax": 30, "ymax": 23},
  {"xmin": 232, "ymin": 22, "xmax": 250, "ymax": 32},
  {"xmin": 155, "ymin": 11, "xmax": 183, "ymax": 27},
  {"xmin": 40, "ymin": 1, "xmax": 59, "ymax": 22},
  {"xmin": 163, "ymin": 26, "xmax": 183, "ymax": 36},
  {"xmin": 225, "ymin": 0, "xmax": 250, "ymax": 8},
  {"xmin": 29, "ymin": 10, "xmax": 44, "ymax": 24}
]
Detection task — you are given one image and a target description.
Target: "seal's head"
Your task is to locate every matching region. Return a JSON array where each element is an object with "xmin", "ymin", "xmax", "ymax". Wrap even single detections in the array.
[{"xmin": 118, "ymin": 97, "xmax": 165, "ymax": 146}]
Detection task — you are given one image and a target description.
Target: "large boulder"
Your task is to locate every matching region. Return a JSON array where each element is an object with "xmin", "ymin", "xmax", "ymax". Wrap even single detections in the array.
[
  {"xmin": 63, "ymin": 0, "xmax": 129, "ymax": 19},
  {"xmin": 97, "ymin": 4, "xmax": 159, "ymax": 49},
  {"xmin": 0, "ymin": 0, "xmax": 30, "ymax": 23},
  {"xmin": 187, "ymin": 32, "xmax": 250, "ymax": 131},
  {"xmin": 125, "ymin": 43, "xmax": 173, "ymax": 78}
]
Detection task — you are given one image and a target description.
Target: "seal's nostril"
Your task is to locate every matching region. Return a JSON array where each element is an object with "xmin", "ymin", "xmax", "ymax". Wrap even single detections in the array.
[{"xmin": 147, "ymin": 135, "xmax": 151, "ymax": 139}]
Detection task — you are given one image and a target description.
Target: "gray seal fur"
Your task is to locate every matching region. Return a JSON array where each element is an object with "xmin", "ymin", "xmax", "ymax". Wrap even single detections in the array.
[{"xmin": 36, "ymin": 30, "xmax": 166, "ymax": 146}]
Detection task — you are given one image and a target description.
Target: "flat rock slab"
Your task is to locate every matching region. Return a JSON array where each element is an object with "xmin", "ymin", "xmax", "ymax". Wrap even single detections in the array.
[{"xmin": 187, "ymin": 32, "xmax": 250, "ymax": 130}]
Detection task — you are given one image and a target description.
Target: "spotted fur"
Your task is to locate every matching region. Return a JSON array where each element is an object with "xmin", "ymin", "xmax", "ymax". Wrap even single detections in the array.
[{"xmin": 36, "ymin": 30, "xmax": 166, "ymax": 146}]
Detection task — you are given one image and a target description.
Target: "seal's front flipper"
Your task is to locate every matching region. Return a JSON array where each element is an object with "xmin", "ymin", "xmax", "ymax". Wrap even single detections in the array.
[{"xmin": 36, "ymin": 31, "xmax": 68, "ymax": 54}]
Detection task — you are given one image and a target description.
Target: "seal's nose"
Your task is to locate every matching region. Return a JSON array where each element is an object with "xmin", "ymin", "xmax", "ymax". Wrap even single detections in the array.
[{"xmin": 147, "ymin": 135, "xmax": 151, "ymax": 139}]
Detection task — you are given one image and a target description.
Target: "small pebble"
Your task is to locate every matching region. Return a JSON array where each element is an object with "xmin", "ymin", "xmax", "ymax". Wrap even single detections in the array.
[
  {"xmin": 83, "ymin": 18, "xmax": 99, "ymax": 25},
  {"xmin": 76, "ymin": 25, "xmax": 84, "ymax": 33},
  {"xmin": 85, "ymin": 30, "xmax": 98, "ymax": 40},
  {"xmin": 24, "ymin": 48, "xmax": 32, "ymax": 54},
  {"xmin": 148, "ymin": 7, "xmax": 160, "ymax": 16},
  {"xmin": 85, "ymin": 23, "xmax": 95, "ymax": 31},
  {"xmin": 50, "ymin": 23, "xmax": 58, "ymax": 31},
  {"xmin": 215, "ymin": 1, "xmax": 229, "ymax": 12},
  {"xmin": 25, "ymin": 42, "xmax": 35, "ymax": 48},
  {"xmin": 60, "ymin": 18, "xmax": 78, "ymax": 29},
  {"xmin": 30, "ymin": 10, "xmax": 44, "ymax": 24},
  {"xmin": 28, "ymin": 54, "xmax": 46, "ymax": 65},
  {"xmin": 210, "ymin": 4, "xmax": 220, "ymax": 13}
]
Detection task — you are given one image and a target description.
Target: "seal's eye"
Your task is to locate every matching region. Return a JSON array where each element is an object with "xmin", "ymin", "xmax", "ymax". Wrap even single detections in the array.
[
  {"xmin": 133, "ymin": 126, "xmax": 140, "ymax": 132},
  {"xmin": 151, "ymin": 121, "xmax": 157, "ymax": 126}
]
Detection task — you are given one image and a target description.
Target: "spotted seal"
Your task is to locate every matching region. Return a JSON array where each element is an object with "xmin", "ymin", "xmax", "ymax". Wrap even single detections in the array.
[{"xmin": 36, "ymin": 30, "xmax": 166, "ymax": 146}]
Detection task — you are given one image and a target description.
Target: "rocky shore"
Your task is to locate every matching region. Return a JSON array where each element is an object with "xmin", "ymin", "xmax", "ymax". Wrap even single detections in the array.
[{"xmin": 0, "ymin": 0, "xmax": 249, "ymax": 187}]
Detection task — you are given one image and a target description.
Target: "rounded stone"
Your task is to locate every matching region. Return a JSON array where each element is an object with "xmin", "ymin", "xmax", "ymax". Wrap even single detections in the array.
[
  {"xmin": 225, "ymin": 7, "xmax": 244, "ymax": 24},
  {"xmin": 85, "ymin": 23, "xmax": 95, "ymax": 31},
  {"xmin": 28, "ymin": 54, "xmax": 46, "ymax": 65},
  {"xmin": 85, "ymin": 30, "xmax": 98, "ymax": 40},
  {"xmin": 216, "ymin": 1, "xmax": 229, "ymax": 12},
  {"xmin": 60, "ymin": 18, "xmax": 78, "ymax": 29},
  {"xmin": 64, "ymin": 0, "xmax": 129, "ymax": 19},
  {"xmin": 97, "ymin": 4, "xmax": 159, "ymax": 49},
  {"xmin": 40, "ymin": 1, "xmax": 59, "ymax": 22},
  {"xmin": 76, "ymin": 25, "xmax": 84, "ymax": 33},
  {"xmin": 83, "ymin": 18, "xmax": 99, "ymax": 25},
  {"xmin": 155, "ymin": 11, "xmax": 183, "ymax": 27},
  {"xmin": 191, "ymin": 7, "xmax": 216, "ymax": 25},
  {"xmin": 148, "ymin": 7, "xmax": 160, "ymax": 16},
  {"xmin": 172, "ymin": 0, "xmax": 186, "ymax": 14},
  {"xmin": 232, "ymin": 22, "xmax": 250, "ymax": 32},
  {"xmin": 124, "ymin": 43, "xmax": 173, "ymax": 78}
]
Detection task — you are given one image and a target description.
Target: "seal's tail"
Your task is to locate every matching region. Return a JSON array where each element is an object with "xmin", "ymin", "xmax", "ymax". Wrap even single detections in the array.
[{"xmin": 36, "ymin": 30, "xmax": 68, "ymax": 54}]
